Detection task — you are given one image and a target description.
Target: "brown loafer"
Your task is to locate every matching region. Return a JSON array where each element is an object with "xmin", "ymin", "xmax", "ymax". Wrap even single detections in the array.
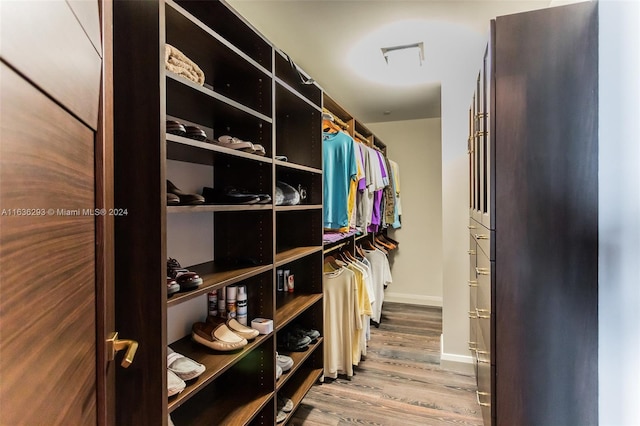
[{"xmin": 192, "ymin": 322, "xmax": 247, "ymax": 351}]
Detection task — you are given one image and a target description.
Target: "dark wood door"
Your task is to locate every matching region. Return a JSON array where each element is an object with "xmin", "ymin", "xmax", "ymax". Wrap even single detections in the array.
[
  {"xmin": 0, "ymin": 1, "xmax": 114, "ymax": 424},
  {"xmin": 494, "ymin": 2, "xmax": 598, "ymax": 425}
]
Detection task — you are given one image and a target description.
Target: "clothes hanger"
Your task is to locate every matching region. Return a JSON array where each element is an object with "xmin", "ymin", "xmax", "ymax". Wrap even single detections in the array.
[
  {"xmin": 322, "ymin": 119, "xmax": 341, "ymax": 134},
  {"xmin": 324, "ymin": 255, "xmax": 341, "ymax": 270}
]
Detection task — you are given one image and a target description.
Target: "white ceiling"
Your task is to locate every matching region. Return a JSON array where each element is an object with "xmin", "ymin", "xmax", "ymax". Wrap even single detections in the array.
[{"xmin": 227, "ymin": 0, "xmax": 551, "ymax": 123}]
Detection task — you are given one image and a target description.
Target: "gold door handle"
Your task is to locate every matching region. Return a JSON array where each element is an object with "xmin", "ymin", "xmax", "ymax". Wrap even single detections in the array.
[
  {"xmin": 476, "ymin": 267, "xmax": 490, "ymax": 275},
  {"xmin": 474, "ymin": 234, "xmax": 489, "ymax": 240},
  {"xmin": 468, "ymin": 280, "xmax": 478, "ymax": 287},
  {"xmin": 476, "ymin": 391, "xmax": 491, "ymax": 407},
  {"xmin": 107, "ymin": 332, "xmax": 138, "ymax": 368}
]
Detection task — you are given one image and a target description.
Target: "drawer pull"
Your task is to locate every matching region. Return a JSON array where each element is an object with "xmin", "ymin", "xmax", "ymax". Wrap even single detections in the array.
[
  {"xmin": 476, "ymin": 308, "xmax": 491, "ymax": 319},
  {"xmin": 468, "ymin": 341, "xmax": 477, "ymax": 350},
  {"xmin": 468, "ymin": 250, "xmax": 476, "ymax": 255},
  {"xmin": 468, "ymin": 225, "xmax": 477, "ymax": 230},
  {"xmin": 475, "ymin": 350, "xmax": 490, "ymax": 364},
  {"xmin": 468, "ymin": 311, "xmax": 477, "ymax": 319},
  {"xmin": 474, "ymin": 234, "xmax": 489, "ymax": 240},
  {"xmin": 476, "ymin": 391, "xmax": 491, "ymax": 407},
  {"xmin": 468, "ymin": 280, "xmax": 478, "ymax": 287},
  {"xmin": 476, "ymin": 267, "xmax": 490, "ymax": 275}
]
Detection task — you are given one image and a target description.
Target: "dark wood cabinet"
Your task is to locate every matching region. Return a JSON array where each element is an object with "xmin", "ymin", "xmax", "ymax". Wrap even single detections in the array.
[
  {"xmin": 113, "ymin": 1, "xmax": 323, "ymax": 424},
  {"xmin": 469, "ymin": 2, "xmax": 598, "ymax": 425}
]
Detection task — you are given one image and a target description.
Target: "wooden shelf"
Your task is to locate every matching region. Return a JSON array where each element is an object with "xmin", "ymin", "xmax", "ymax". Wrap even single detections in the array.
[
  {"xmin": 167, "ymin": 133, "xmax": 274, "ymax": 165},
  {"xmin": 275, "ymin": 204, "xmax": 321, "ymax": 212},
  {"xmin": 274, "ymin": 159, "xmax": 322, "ymax": 174},
  {"xmin": 279, "ymin": 367, "xmax": 324, "ymax": 423},
  {"xmin": 274, "ymin": 246, "xmax": 322, "ymax": 267},
  {"xmin": 168, "ymin": 204, "xmax": 273, "ymax": 213},
  {"xmin": 276, "ymin": 337, "xmax": 323, "ymax": 391},
  {"xmin": 167, "ymin": 72, "xmax": 272, "ymax": 123},
  {"xmin": 275, "ymin": 292, "xmax": 323, "ymax": 331},
  {"xmin": 168, "ymin": 333, "xmax": 271, "ymax": 412},
  {"xmin": 167, "ymin": 261, "xmax": 273, "ymax": 307},
  {"xmin": 274, "ymin": 77, "xmax": 322, "ymax": 111}
]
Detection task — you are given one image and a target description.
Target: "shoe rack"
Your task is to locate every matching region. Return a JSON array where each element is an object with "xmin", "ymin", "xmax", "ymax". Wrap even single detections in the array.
[{"xmin": 113, "ymin": 1, "xmax": 323, "ymax": 424}]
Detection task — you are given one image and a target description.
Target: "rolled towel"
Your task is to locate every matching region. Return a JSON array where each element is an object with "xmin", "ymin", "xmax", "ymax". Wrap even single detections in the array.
[{"xmin": 165, "ymin": 44, "xmax": 205, "ymax": 85}]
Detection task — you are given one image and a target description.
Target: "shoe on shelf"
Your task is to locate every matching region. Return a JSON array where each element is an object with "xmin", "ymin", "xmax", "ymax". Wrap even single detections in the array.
[
  {"xmin": 276, "ymin": 409, "xmax": 286, "ymax": 423},
  {"xmin": 206, "ymin": 315, "xmax": 259, "ymax": 341},
  {"xmin": 167, "ymin": 369, "xmax": 186, "ymax": 397},
  {"xmin": 192, "ymin": 322, "xmax": 247, "ymax": 352},
  {"xmin": 202, "ymin": 186, "xmax": 264, "ymax": 205},
  {"xmin": 277, "ymin": 395, "xmax": 294, "ymax": 413},
  {"xmin": 167, "ymin": 277, "xmax": 180, "ymax": 296},
  {"xmin": 184, "ymin": 125, "xmax": 207, "ymax": 141},
  {"xmin": 278, "ymin": 331, "xmax": 311, "ymax": 352},
  {"xmin": 167, "ymin": 258, "xmax": 203, "ymax": 291},
  {"xmin": 167, "ymin": 193, "xmax": 180, "ymax": 205},
  {"xmin": 167, "ymin": 347, "xmax": 205, "ymax": 381},
  {"xmin": 276, "ymin": 364, "xmax": 283, "ymax": 381},
  {"xmin": 167, "ymin": 180, "xmax": 205, "ymax": 205},
  {"xmin": 291, "ymin": 325, "xmax": 320, "ymax": 343},
  {"xmin": 166, "ymin": 120, "xmax": 186, "ymax": 137},
  {"xmin": 214, "ymin": 135, "xmax": 255, "ymax": 152},
  {"xmin": 276, "ymin": 352, "xmax": 293, "ymax": 372}
]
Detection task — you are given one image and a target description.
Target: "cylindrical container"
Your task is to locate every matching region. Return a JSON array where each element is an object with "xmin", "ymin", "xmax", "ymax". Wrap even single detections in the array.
[
  {"xmin": 207, "ymin": 291, "xmax": 217, "ymax": 316},
  {"xmin": 217, "ymin": 288, "xmax": 226, "ymax": 318},
  {"xmin": 277, "ymin": 269, "xmax": 285, "ymax": 292},
  {"xmin": 287, "ymin": 273, "xmax": 295, "ymax": 293},
  {"xmin": 236, "ymin": 285, "xmax": 248, "ymax": 325},
  {"xmin": 226, "ymin": 286, "xmax": 237, "ymax": 319}
]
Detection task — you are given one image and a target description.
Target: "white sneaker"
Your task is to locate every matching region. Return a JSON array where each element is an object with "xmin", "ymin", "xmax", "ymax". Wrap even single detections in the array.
[
  {"xmin": 276, "ymin": 364, "xmax": 283, "ymax": 380},
  {"xmin": 276, "ymin": 352, "xmax": 293, "ymax": 372}
]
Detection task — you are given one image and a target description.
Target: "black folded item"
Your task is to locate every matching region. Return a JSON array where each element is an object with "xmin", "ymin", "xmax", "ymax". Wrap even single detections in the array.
[
  {"xmin": 185, "ymin": 125, "xmax": 207, "ymax": 141},
  {"xmin": 202, "ymin": 186, "xmax": 270, "ymax": 205},
  {"xmin": 275, "ymin": 181, "xmax": 300, "ymax": 206}
]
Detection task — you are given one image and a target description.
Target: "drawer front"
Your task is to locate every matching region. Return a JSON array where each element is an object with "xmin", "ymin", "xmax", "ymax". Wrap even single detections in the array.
[
  {"xmin": 471, "ymin": 222, "xmax": 493, "ymax": 260},
  {"xmin": 477, "ymin": 355, "xmax": 492, "ymax": 425},
  {"xmin": 476, "ymin": 250, "xmax": 492, "ymax": 314}
]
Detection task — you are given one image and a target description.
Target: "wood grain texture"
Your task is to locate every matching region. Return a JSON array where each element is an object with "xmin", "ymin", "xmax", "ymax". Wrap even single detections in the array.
[
  {"xmin": 0, "ymin": 64, "xmax": 96, "ymax": 425},
  {"xmin": 494, "ymin": 3, "xmax": 598, "ymax": 425},
  {"xmin": 289, "ymin": 303, "xmax": 482, "ymax": 426},
  {"xmin": 0, "ymin": 0, "xmax": 101, "ymax": 130}
]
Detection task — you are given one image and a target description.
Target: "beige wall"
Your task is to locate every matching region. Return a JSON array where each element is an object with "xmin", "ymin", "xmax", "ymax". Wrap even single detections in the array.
[{"xmin": 367, "ymin": 118, "xmax": 443, "ymax": 306}]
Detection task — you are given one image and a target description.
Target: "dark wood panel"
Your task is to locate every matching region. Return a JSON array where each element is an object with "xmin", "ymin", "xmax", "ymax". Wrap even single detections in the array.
[
  {"xmin": 495, "ymin": 3, "xmax": 598, "ymax": 425},
  {"xmin": 113, "ymin": 1, "xmax": 166, "ymax": 424},
  {"xmin": 0, "ymin": 64, "xmax": 96, "ymax": 425},
  {"xmin": 0, "ymin": 0, "xmax": 101, "ymax": 129}
]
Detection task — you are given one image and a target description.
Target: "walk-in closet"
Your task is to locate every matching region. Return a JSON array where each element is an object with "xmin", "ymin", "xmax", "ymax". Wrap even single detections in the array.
[{"xmin": 0, "ymin": 1, "xmax": 638, "ymax": 425}]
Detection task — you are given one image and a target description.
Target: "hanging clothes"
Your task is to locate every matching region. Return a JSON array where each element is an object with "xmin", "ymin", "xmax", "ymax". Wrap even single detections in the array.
[{"xmin": 323, "ymin": 131, "xmax": 357, "ymax": 230}]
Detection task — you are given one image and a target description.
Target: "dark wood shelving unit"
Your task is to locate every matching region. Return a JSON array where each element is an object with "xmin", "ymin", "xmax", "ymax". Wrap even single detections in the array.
[
  {"xmin": 167, "ymin": 262, "xmax": 273, "ymax": 306},
  {"xmin": 279, "ymin": 367, "xmax": 324, "ymax": 423},
  {"xmin": 168, "ymin": 333, "xmax": 272, "ymax": 411},
  {"xmin": 276, "ymin": 337, "xmax": 324, "ymax": 391},
  {"xmin": 274, "ymin": 246, "xmax": 323, "ymax": 267},
  {"xmin": 275, "ymin": 293, "xmax": 323, "ymax": 330},
  {"xmin": 114, "ymin": 1, "xmax": 324, "ymax": 423},
  {"xmin": 167, "ymin": 134, "xmax": 274, "ymax": 165}
]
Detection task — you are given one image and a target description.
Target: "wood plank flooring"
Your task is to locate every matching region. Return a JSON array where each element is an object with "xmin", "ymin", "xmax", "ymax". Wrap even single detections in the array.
[{"xmin": 288, "ymin": 303, "xmax": 483, "ymax": 426}]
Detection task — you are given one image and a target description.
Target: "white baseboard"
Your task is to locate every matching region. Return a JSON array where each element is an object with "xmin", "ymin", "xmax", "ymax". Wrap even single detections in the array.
[
  {"xmin": 384, "ymin": 292, "xmax": 443, "ymax": 307},
  {"xmin": 440, "ymin": 333, "xmax": 475, "ymax": 374}
]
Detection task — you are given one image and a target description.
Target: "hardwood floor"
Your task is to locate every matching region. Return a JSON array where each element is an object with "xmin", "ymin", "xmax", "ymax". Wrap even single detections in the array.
[{"xmin": 288, "ymin": 303, "xmax": 483, "ymax": 426}]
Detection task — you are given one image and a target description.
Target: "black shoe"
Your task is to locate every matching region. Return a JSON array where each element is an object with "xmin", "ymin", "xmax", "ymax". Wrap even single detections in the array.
[
  {"xmin": 167, "ymin": 258, "xmax": 203, "ymax": 291},
  {"xmin": 167, "ymin": 120, "xmax": 186, "ymax": 137},
  {"xmin": 278, "ymin": 331, "xmax": 311, "ymax": 352},
  {"xmin": 290, "ymin": 325, "xmax": 320, "ymax": 343},
  {"xmin": 167, "ymin": 180, "xmax": 205, "ymax": 205},
  {"xmin": 202, "ymin": 186, "xmax": 266, "ymax": 205}
]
